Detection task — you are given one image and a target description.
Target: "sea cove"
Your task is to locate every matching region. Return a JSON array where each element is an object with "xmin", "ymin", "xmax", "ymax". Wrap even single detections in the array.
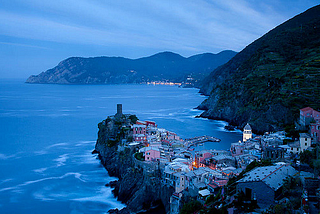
[{"xmin": 0, "ymin": 79, "xmax": 241, "ymax": 213}]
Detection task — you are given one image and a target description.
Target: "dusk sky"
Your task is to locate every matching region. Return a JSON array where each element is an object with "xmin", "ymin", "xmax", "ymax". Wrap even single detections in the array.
[{"xmin": 1, "ymin": 0, "xmax": 319, "ymax": 78}]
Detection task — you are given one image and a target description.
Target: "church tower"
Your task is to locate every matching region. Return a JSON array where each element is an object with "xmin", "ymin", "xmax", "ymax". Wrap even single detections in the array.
[{"xmin": 243, "ymin": 123, "xmax": 252, "ymax": 142}]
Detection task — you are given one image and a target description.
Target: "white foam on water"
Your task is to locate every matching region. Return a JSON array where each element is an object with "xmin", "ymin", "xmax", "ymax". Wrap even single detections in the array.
[
  {"xmin": 0, "ymin": 153, "xmax": 15, "ymax": 160},
  {"xmin": 74, "ymin": 153, "xmax": 99, "ymax": 165},
  {"xmin": 33, "ymin": 168, "xmax": 48, "ymax": 174},
  {"xmin": 0, "ymin": 172, "xmax": 86, "ymax": 193},
  {"xmin": 33, "ymin": 191, "xmax": 54, "ymax": 201},
  {"xmin": 0, "ymin": 178, "xmax": 13, "ymax": 185},
  {"xmin": 54, "ymin": 154, "xmax": 69, "ymax": 167},
  {"xmin": 34, "ymin": 142, "xmax": 69, "ymax": 155},
  {"xmin": 75, "ymin": 141, "xmax": 95, "ymax": 146},
  {"xmin": 215, "ymin": 120, "xmax": 242, "ymax": 133},
  {"xmin": 71, "ymin": 186, "xmax": 125, "ymax": 209},
  {"xmin": 34, "ymin": 150, "xmax": 48, "ymax": 155},
  {"xmin": 47, "ymin": 142, "xmax": 69, "ymax": 149}
]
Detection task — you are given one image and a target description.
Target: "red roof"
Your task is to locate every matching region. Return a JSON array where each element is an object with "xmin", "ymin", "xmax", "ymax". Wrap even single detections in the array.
[{"xmin": 300, "ymin": 107, "xmax": 313, "ymax": 112}]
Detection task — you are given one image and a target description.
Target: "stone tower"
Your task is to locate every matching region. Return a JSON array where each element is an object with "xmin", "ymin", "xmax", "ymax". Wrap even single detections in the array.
[
  {"xmin": 116, "ymin": 104, "xmax": 123, "ymax": 117},
  {"xmin": 243, "ymin": 123, "xmax": 252, "ymax": 142}
]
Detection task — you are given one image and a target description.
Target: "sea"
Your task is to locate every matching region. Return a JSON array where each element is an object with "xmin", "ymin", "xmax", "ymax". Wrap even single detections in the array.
[{"xmin": 0, "ymin": 79, "xmax": 241, "ymax": 214}]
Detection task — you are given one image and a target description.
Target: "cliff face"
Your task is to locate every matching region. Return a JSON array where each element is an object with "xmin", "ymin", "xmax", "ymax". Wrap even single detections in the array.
[
  {"xmin": 94, "ymin": 115, "xmax": 173, "ymax": 213},
  {"xmin": 26, "ymin": 51, "xmax": 237, "ymax": 85},
  {"xmin": 199, "ymin": 5, "xmax": 320, "ymax": 133}
]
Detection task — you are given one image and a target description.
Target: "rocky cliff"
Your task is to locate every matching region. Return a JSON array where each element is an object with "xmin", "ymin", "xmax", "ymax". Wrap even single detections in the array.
[
  {"xmin": 199, "ymin": 5, "xmax": 320, "ymax": 133},
  {"xmin": 26, "ymin": 51, "xmax": 236, "ymax": 85},
  {"xmin": 94, "ymin": 115, "xmax": 173, "ymax": 214}
]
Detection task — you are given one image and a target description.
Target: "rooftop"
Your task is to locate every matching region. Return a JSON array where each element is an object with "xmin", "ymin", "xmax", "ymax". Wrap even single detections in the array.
[
  {"xmin": 300, "ymin": 107, "xmax": 313, "ymax": 112},
  {"xmin": 244, "ymin": 123, "xmax": 252, "ymax": 131},
  {"xmin": 238, "ymin": 163, "xmax": 297, "ymax": 190}
]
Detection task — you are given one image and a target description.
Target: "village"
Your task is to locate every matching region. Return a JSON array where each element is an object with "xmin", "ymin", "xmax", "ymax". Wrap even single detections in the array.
[{"xmin": 114, "ymin": 105, "xmax": 320, "ymax": 213}]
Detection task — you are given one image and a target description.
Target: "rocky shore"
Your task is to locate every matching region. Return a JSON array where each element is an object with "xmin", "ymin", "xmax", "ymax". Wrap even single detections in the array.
[{"xmin": 94, "ymin": 114, "xmax": 173, "ymax": 214}]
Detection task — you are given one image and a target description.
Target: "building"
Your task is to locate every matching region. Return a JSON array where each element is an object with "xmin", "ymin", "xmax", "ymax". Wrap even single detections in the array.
[
  {"xmin": 115, "ymin": 104, "xmax": 123, "ymax": 118},
  {"xmin": 144, "ymin": 147, "xmax": 160, "ymax": 161},
  {"xmin": 300, "ymin": 107, "xmax": 320, "ymax": 126},
  {"xmin": 289, "ymin": 133, "xmax": 312, "ymax": 154},
  {"xmin": 300, "ymin": 107, "xmax": 320, "ymax": 142},
  {"xmin": 231, "ymin": 142, "xmax": 244, "ymax": 157},
  {"xmin": 243, "ymin": 123, "xmax": 252, "ymax": 142},
  {"xmin": 263, "ymin": 146, "xmax": 285, "ymax": 161},
  {"xmin": 299, "ymin": 133, "xmax": 312, "ymax": 151},
  {"xmin": 133, "ymin": 124, "xmax": 146, "ymax": 142},
  {"xmin": 236, "ymin": 163, "xmax": 297, "ymax": 208}
]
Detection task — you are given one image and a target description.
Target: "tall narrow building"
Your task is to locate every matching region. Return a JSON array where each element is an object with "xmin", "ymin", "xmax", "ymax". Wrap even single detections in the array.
[{"xmin": 243, "ymin": 123, "xmax": 252, "ymax": 142}]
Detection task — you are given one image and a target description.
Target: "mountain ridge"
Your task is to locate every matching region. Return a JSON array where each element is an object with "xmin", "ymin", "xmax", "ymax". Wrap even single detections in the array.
[
  {"xmin": 26, "ymin": 50, "xmax": 237, "ymax": 85},
  {"xmin": 198, "ymin": 4, "xmax": 320, "ymax": 133}
]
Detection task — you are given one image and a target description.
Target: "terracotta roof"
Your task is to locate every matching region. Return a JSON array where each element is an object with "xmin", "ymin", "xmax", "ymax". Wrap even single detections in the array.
[{"xmin": 300, "ymin": 107, "xmax": 313, "ymax": 112}]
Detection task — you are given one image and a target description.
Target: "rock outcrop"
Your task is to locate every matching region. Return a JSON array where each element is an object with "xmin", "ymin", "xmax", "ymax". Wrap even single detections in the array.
[{"xmin": 94, "ymin": 115, "xmax": 173, "ymax": 213}]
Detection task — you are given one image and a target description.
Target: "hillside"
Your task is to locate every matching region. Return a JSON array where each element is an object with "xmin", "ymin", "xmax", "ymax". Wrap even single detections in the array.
[
  {"xmin": 26, "ymin": 51, "xmax": 236, "ymax": 85},
  {"xmin": 199, "ymin": 5, "xmax": 320, "ymax": 133}
]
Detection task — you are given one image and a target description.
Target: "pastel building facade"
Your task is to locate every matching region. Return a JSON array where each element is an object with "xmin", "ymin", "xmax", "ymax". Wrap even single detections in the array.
[
  {"xmin": 300, "ymin": 107, "xmax": 320, "ymax": 142},
  {"xmin": 139, "ymin": 147, "xmax": 160, "ymax": 161},
  {"xmin": 145, "ymin": 147, "xmax": 160, "ymax": 161},
  {"xmin": 289, "ymin": 133, "xmax": 312, "ymax": 154}
]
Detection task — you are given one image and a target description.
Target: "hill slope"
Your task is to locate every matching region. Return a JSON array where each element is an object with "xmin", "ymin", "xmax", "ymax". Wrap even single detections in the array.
[
  {"xmin": 199, "ymin": 5, "xmax": 320, "ymax": 133},
  {"xmin": 26, "ymin": 51, "xmax": 237, "ymax": 85}
]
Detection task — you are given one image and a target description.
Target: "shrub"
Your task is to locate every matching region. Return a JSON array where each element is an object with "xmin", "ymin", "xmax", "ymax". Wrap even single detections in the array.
[{"xmin": 134, "ymin": 152, "xmax": 145, "ymax": 161}]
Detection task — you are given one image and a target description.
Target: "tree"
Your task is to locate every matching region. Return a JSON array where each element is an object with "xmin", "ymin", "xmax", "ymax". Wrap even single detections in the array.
[
  {"xmin": 129, "ymin": 115, "xmax": 138, "ymax": 124},
  {"xmin": 180, "ymin": 200, "xmax": 202, "ymax": 214}
]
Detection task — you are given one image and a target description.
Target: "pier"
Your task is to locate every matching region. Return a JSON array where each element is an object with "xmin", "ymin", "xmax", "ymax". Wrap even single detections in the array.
[{"xmin": 185, "ymin": 135, "xmax": 220, "ymax": 148}]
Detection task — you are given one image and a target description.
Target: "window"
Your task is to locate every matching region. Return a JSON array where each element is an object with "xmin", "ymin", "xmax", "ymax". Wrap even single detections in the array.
[{"xmin": 305, "ymin": 143, "xmax": 307, "ymax": 146}]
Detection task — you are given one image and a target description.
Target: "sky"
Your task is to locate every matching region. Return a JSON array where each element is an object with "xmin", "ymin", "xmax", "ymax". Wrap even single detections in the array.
[{"xmin": 0, "ymin": 0, "xmax": 319, "ymax": 78}]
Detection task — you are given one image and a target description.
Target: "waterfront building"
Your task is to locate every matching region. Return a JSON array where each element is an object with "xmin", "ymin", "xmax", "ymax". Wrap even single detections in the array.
[{"xmin": 243, "ymin": 123, "xmax": 252, "ymax": 142}]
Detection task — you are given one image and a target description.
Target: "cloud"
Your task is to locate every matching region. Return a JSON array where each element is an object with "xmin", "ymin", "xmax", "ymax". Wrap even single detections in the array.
[
  {"xmin": 0, "ymin": 0, "xmax": 300, "ymax": 54},
  {"xmin": 0, "ymin": 0, "xmax": 319, "ymax": 78}
]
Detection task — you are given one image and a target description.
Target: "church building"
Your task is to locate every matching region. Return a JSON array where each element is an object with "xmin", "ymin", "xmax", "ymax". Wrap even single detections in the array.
[{"xmin": 243, "ymin": 123, "xmax": 252, "ymax": 142}]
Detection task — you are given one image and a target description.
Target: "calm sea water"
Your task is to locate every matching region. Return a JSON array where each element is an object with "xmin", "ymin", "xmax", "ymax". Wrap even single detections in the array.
[{"xmin": 0, "ymin": 79, "xmax": 241, "ymax": 213}]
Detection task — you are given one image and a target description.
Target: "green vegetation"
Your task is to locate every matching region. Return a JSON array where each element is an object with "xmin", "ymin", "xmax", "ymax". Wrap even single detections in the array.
[
  {"xmin": 264, "ymin": 176, "xmax": 303, "ymax": 213},
  {"xmin": 119, "ymin": 148, "xmax": 131, "ymax": 162},
  {"xmin": 284, "ymin": 124, "xmax": 299, "ymax": 139},
  {"xmin": 134, "ymin": 152, "xmax": 145, "ymax": 161},
  {"xmin": 27, "ymin": 51, "xmax": 237, "ymax": 85},
  {"xmin": 300, "ymin": 146, "xmax": 320, "ymax": 175},
  {"xmin": 129, "ymin": 115, "xmax": 138, "ymax": 124},
  {"xmin": 180, "ymin": 200, "xmax": 202, "ymax": 214},
  {"xmin": 201, "ymin": 5, "xmax": 320, "ymax": 133},
  {"xmin": 107, "ymin": 138, "xmax": 119, "ymax": 147},
  {"xmin": 127, "ymin": 136, "xmax": 134, "ymax": 142}
]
